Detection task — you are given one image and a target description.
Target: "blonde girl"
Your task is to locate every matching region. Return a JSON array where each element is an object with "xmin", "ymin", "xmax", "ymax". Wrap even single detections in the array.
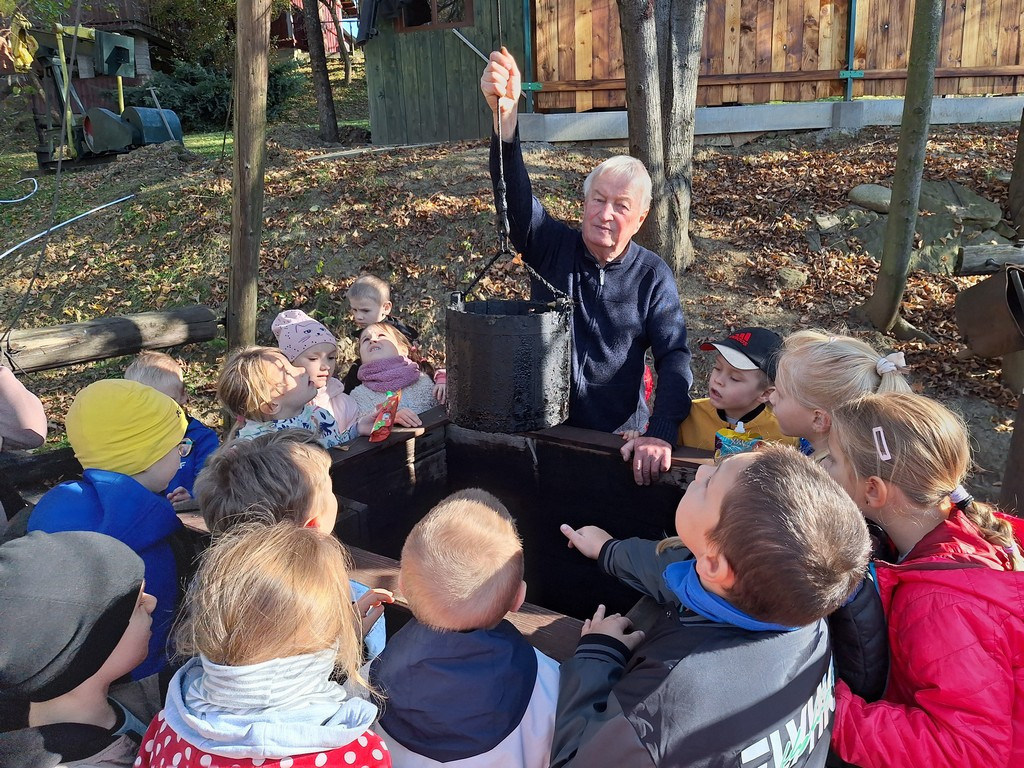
[
  {"xmin": 217, "ymin": 346, "xmax": 372, "ymax": 449},
  {"xmin": 826, "ymin": 392, "xmax": 1024, "ymax": 768},
  {"xmin": 770, "ymin": 330, "xmax": 912, "ymax": 460},
  {"xmin": 136, "ymin": 522, "xmax": 392, "ymax": 768},
  {"xmin": 350, "ymin": 323, "xmax": 436, "ymax": 422}
]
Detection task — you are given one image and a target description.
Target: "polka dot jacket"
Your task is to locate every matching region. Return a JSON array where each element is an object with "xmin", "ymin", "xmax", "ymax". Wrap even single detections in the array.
[{"xmin": 134, "ymin": 711, "xmax": 391, "ymax": 768}]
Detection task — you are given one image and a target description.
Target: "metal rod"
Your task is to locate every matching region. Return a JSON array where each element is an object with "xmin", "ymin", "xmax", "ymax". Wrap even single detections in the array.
[
  {"xmin": 451, "ymin": 29, "xmax": 489, "ymax": 64},
  {"xmin": 845, "ymin": 0, "xmax": 858, "ymax": 102},
  {"xmin": 0, "ymin": 195, "xmax": 136, "ymax": 263}
]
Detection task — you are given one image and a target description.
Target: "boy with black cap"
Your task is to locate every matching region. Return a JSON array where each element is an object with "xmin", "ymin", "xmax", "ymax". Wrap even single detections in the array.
[
  {"xmin": 0, "ymin": 531, "xmax": 161, "ymax": 767},
  {"xmin": 678, "ymin": 327, "xmax": 797, "ymax": 453},
  {"xmin": 28, "ymin": 379, "xmax": 190, "ymax": 679}
]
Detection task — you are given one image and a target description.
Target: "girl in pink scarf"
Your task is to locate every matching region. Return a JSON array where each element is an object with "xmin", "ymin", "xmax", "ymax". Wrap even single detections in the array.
[{"xmin": 350, "ymin": 324, "xmax": 438, "ymax": 422}]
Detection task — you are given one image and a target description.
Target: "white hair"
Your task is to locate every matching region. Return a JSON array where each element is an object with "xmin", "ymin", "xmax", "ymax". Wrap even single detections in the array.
[{"xmin": 583, "ymin": 155, "xmax": 653, "ymax": 212}]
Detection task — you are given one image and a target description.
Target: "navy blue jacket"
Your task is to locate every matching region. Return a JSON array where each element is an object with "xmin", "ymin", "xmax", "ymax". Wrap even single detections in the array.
[
  {"xmin": 28, "ymin": 470, "xmax": 183, "ymax": 678},
  {"xmin": 163, "ymin": 416, "xmax": 219, "ymax": 497},
  {"xmin": 490, "ymin": 132, "xmax": 693, "ymax": 443}
]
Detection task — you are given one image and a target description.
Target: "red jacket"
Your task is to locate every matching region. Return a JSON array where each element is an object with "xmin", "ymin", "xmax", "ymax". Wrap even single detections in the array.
[
  {"xmin": 135, "ymin": 713, "xmax": 392, "ymax": 768},
  {"xmin": 832, "ymin": 510, "xmax": 1024, "ymax": 768}
]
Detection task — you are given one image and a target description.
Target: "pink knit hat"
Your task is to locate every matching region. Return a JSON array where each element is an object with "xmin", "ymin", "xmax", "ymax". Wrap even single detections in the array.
[{"xmin": 271, "ymin": 310, "xmax": 338, "ymax": 361}]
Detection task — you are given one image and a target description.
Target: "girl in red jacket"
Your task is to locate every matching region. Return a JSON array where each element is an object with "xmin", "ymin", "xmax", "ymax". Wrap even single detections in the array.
[
  {"xmin": 825, "ymin": 392, "xmax": 1024, "ymax": 768},
  {"xmin": 136, "ymin": 522, "xmax": 391, "ymax": 768}
]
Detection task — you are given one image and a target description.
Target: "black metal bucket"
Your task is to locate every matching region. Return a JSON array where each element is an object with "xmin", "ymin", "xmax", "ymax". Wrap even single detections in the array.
[{"xmin": 446, "ymin": 295, "xmax": 572, "ymax": 433}]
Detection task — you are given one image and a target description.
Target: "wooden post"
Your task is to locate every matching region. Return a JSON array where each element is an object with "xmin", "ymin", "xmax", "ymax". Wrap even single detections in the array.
[
  {"xmin": 0, "ymin": 306, "xmax": 219, "ymax": 373},
  {"xmin": 1001, "ymin": 392, "xmax": 1024, "ymax": 516},
  {"xmin": 228, "ymin": 0, "xmax": 272, "ymax": 351}
]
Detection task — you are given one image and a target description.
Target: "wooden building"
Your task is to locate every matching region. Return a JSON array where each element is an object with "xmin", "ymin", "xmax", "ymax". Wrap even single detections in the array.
[{"xmin": 361, "ymin": 0, "xmax": 1024, "ymax": 144}]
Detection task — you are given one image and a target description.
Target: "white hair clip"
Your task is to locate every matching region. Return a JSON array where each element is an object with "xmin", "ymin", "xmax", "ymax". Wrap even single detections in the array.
[
  {"xmin": 876, "ymin": 352, "xmax": 907, "ymax": 376},
  {"xmin": 872, "ymin": 426, "xmax": 892, "ymax": 461}
]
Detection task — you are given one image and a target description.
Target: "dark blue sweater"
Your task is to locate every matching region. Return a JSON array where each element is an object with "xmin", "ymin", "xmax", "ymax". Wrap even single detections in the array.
[
  {"xmin": 490, "ymin": 133, "xmax": 692, "ymax": 443},
  {"xmin": 163, "ymin": 416, "xmax": 219, "ymax": 497}
]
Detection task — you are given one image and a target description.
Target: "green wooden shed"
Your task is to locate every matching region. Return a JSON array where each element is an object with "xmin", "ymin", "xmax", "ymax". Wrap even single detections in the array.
[{"xmin": 358, "ymin": 0, "xmax": 526, "ymax": 145}]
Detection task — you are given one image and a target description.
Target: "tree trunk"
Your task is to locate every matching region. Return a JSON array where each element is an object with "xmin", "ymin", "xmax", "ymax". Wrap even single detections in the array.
[
  {"xmin": 617, "ymin": 0, "xmax": 666, "ymax": 253},
  {"xmin": 1008, "ymin": 108, "xmax": 1024, "ymax": 236},
  {"xmin": 229, "ymin": 0, "xmax": 271, "ymax": 351},
  {"xmin": 659, "ymin": 0, "xmax": 707, "ymax": 274},
  {"xmin": 863, "ymin": 0, "xmax": 942, "ymax": 333},
  {"xmin": 303, "ymin": 0, "xmax": 339, "ymax": 142},
  {"xmin": 322, "ymin": 0, "xmax": 352, "ymax": 85},
  {"xmin": 617, "ymin": 0, "xmax": 705, "ymax": 276}
]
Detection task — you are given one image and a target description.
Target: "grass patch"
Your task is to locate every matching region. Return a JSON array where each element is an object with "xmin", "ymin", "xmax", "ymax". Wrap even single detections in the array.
[{"xmin": 184, "ymin": 131, "xmax": 234, "ymax": 159}]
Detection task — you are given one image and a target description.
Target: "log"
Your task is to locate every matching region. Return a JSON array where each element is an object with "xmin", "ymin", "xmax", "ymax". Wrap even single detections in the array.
[
  {"xmin": 956, "ymin": 244, "xmax": 1024, "ymax": 275},
  {"xmin": 0, "ymin": 446, "xmax": 80, "ymax": 485},
  {"xmin": 0, "ymin": 305, "xmax": 220, "ymax": 373}
]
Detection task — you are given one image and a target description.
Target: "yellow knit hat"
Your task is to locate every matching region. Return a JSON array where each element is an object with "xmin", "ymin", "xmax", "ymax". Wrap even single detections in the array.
[{"xmin": 66, "ymin": 379, "xmax": 188, "ymax": 476}]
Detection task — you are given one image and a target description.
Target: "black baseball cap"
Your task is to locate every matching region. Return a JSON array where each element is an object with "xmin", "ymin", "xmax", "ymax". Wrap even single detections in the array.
[{"xmin": 699, "ymin": 327, "xmax": 784, "ymax": 380}]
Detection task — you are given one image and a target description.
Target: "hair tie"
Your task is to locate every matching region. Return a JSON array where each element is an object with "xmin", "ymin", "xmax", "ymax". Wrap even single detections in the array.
[
  {"xmin": 235, "ymin": 414, "xmax": 246, "ymax": 428},
  {"xmin": 949, "ymin": 484, "xmax": 974, "ymax": 511},
  {"xmin": 876, "ymin": 351, "xmax": 907, "ymax": 376}
]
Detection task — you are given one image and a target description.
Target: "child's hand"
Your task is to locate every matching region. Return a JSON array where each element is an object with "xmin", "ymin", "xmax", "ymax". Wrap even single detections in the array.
[
  {"xmin": 356, "ymin": 413, "xmax": 376, "ymax": 436},
  {"xmin": 618, "ymin": 429, "xmax": 641, "ymax": 441},
  {"xmin": 355, "ymin": 588, "xmax": 395, "ymax": 637},
  {"xmin": 395, "ymin": 408, "xmax": 422, "ymax": 427},
  {"xmin": 560, "ymin": 524, "xmax": 612, "ymax": 560},
  {"xmin": 166, "ymin": 486, "xmax": 191, "ymax": 504},
  {"xmin": 432, "ymin": 380, "xmax": 447, "ymax": 405},
  {"xmin": 581, "ymin": 604, "xmax": 645, "ymax": 652}
]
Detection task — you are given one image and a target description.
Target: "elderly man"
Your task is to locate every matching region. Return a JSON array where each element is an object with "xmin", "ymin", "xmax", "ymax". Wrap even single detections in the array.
[{"xmin": 481, "ymin": 48, "xmax": 693, "ymax": 486}]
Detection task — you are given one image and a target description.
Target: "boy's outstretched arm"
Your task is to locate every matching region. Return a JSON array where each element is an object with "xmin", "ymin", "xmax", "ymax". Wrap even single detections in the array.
[{"xmin": 551, "ymin": 606, "xmax": 651, "ymax": 768}]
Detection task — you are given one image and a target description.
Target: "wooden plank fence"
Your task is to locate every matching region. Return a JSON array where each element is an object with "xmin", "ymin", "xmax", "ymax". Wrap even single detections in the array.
[{"xmin": 534, "ymin": 0, "xmax": 1024, "ymax": 112}]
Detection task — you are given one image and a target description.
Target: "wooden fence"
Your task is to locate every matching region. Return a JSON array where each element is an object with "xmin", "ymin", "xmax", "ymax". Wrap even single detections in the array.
[{"xmin": 534, "ymin": 0, "xmax": 1024, "ymax": 112}]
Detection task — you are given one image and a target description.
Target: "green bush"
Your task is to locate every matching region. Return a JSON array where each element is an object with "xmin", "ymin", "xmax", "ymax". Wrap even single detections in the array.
[{"xmin": 125, "ymin": 59, "xmax": 305, "ymax": 133}]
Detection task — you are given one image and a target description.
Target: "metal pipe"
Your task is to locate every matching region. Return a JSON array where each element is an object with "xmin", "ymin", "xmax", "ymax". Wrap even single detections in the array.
[
  {"xmin": 117, "ymin": 75, "xmax": 125, "ymax": 113},
  {"xmin": 845, "ymin": 0, "xmax": 858, "ymax": 101},
  {"xmin": 53, "ymin": 27, "xmax": 76, "ymax": 157},
  {"xmin": 0, "ymin": 194, "xmax": 135, "ymax": 263},
  {"xmin": 0, "ymin": 178, "xmax": 39, "ymax": 205},
  {"xmin": 522, "ymin": 0, "xmax": 534, "ymax": 112}
]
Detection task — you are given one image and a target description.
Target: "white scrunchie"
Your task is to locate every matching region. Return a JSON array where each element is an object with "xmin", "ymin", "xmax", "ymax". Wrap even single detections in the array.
[{"xmin": 876, "ymin": 351, "xmax": 907, "ymax": 376}]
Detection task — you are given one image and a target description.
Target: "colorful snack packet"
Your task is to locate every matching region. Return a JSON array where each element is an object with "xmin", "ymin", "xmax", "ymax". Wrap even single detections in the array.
[{"xmin": 369, "ymin": 390, "xmax": 402, "ymax": 443}]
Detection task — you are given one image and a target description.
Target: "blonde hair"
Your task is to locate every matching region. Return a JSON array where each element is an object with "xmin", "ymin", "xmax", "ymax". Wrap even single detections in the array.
[
  {"xmin": 831, "ymin": 392, "xmax": 1022, "ymax": 570},
  {"xmin": 401, "ymin": 488, "xmax": 524, "ymax": 631},
  {"xmin": 124, "ymin": 351, "xmax": 185, "ymax": 401},
  {"xmin": 175, "ymin": 522, "xmax": 368, "ymax": 686},
  {"xmin": 348, "ymin": 275, "xmax": 391, "ymax": 305},
  {"xmin": 658, "ymin": 446, "xmax": 870, "ymax": 626},
  {"xmin": 196, "ymin": 429, "xmax": 333, "ymax": 534},
  {"xmin": 359, "ymin": 322, "xmax": 413, "ymax": 359},
  {"xmin": 584, "ymin": 155, "xmax": 653, "ymax": 211},
  {"xmin": 217, "ymin": 346, "xmax": 290, "ymax": 423},
  {"xmin": 774, "ymin": 330, "xmax": 911, "ymax": 414}
]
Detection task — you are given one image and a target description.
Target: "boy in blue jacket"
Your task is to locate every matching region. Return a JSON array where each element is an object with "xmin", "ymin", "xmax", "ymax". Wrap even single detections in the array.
[
  {"xmin": 125, "ymin": 351, "xmax": 219, "ymax": 504},
  {"xmin": 28, "ymin": 379, "xmax": 189, "ymax": 679}
]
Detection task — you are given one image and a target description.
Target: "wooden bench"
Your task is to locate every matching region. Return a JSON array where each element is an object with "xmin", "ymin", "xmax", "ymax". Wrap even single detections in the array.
[{"xmin": 348, "ymin": 546, "xmax": 584, "ymax": 662}]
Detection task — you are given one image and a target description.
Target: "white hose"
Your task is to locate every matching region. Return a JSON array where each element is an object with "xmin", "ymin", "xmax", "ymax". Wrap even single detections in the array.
[
  {"xmin": 0, "ymin": 178, "xmax": 39, "ymax": 204},
  {"xmin": 0, "ymin": 193, "xmax": 136, "ymax": 263}
]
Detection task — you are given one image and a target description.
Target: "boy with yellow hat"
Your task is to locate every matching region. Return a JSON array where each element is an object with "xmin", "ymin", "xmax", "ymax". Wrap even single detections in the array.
[{"xmin": 28, "ymin": 379, "xmax": 189, "ymax": 679}]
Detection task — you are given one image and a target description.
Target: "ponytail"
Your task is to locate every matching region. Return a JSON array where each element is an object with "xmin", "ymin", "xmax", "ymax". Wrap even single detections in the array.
[{"xmin": 959, "ymin": 498, "xmax": 1024, "ymax": 571}]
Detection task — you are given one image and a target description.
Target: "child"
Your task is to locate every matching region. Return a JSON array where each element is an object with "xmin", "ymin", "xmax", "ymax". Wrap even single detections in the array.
[
  {"xmin": 368, "ymin": 489, "xmax": 559, "ymax": 767},
  {"xmin": 272, "ymin": 309, "xmax": 361, "ymax": 429},
  {"xmin": 138, "ymin": 522, "xmax": 392, "ymax": 767},
  {"xmin": 28, "ymin": 379, "xmax": 189, "ymax": 679},
  {"xmin": 677, "ymin": 326, "xmax": 797, "ymax": 452},
  {"xmin": 125, "ymin": 351, "xmax": 219, "ymax": 504},
  {"xmin": 824, "ymin": 392, "xmax": 1023, "ymax": 768},
  {"xmin": 217, "ymin": 346, "xmax": 377, "ymax": 448},
  {"xmin": 194, "ymin": 429, "xmax": 392, "ymax": 657},
  {"xmin": 770, "ymin": 330, "xmax": 911, "ymax": 461},
  {"xmin": 556, "ymin": 444, "xmax": 870, "ymax": 768},
  {"xmin": 0, "ymin": 531, "xmax": 161, "ymax": 765},
  {"xmin": 343, "ymin": 275, "xmax": 445, "ymax": 404},
  {"xmin": 350, "ymin": 324, "xmax": 437, "ymax": 418}
]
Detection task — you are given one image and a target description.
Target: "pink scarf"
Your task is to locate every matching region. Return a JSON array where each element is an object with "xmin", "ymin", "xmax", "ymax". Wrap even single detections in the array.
[{"xmin": 358, "ymin": 356, "xmax": 422, "ymax": 393}]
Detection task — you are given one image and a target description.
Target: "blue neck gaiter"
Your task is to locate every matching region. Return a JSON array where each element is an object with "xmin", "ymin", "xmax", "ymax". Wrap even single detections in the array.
[{"xmin": 663, "ymin": 560, "xmax": 799, "ymax": 633}]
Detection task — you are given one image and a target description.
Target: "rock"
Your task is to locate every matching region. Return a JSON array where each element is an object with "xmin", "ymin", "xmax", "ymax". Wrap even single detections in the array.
[
  {"xmin": 777, "ymin": 267, "xmax": 809, "ymax": 289},
  {"xmin": 804, "ymin": 229, "xmax": 823, "ymax": 253},
  {"xmin": 995, "ymin": 220, "xmax": 1020, "ymax": 241},
  {"xmin": 847, "ymin": 216, "xmax": 888, "ymax": 261},
  {"xmin": 836, "ymin": 206, "xmax": 880, "ymax": 229},
  {"xmin": 911, "ymin": 241, "xmax": 960, "ymax": 274},
  {"xmin": 918, "ymin": 180, "xmax": 1002, "ymax": 230},
  {"xmin": 849, "ymin": 184, "xmax": 892, "ymax": 213},
  {"xmin": 963, "ymin": 229, "xmax": 1012, "ymax": 248},
  {"xmin": 813, "ymin": 213, "xmax": 842, "ymax": 232}
]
